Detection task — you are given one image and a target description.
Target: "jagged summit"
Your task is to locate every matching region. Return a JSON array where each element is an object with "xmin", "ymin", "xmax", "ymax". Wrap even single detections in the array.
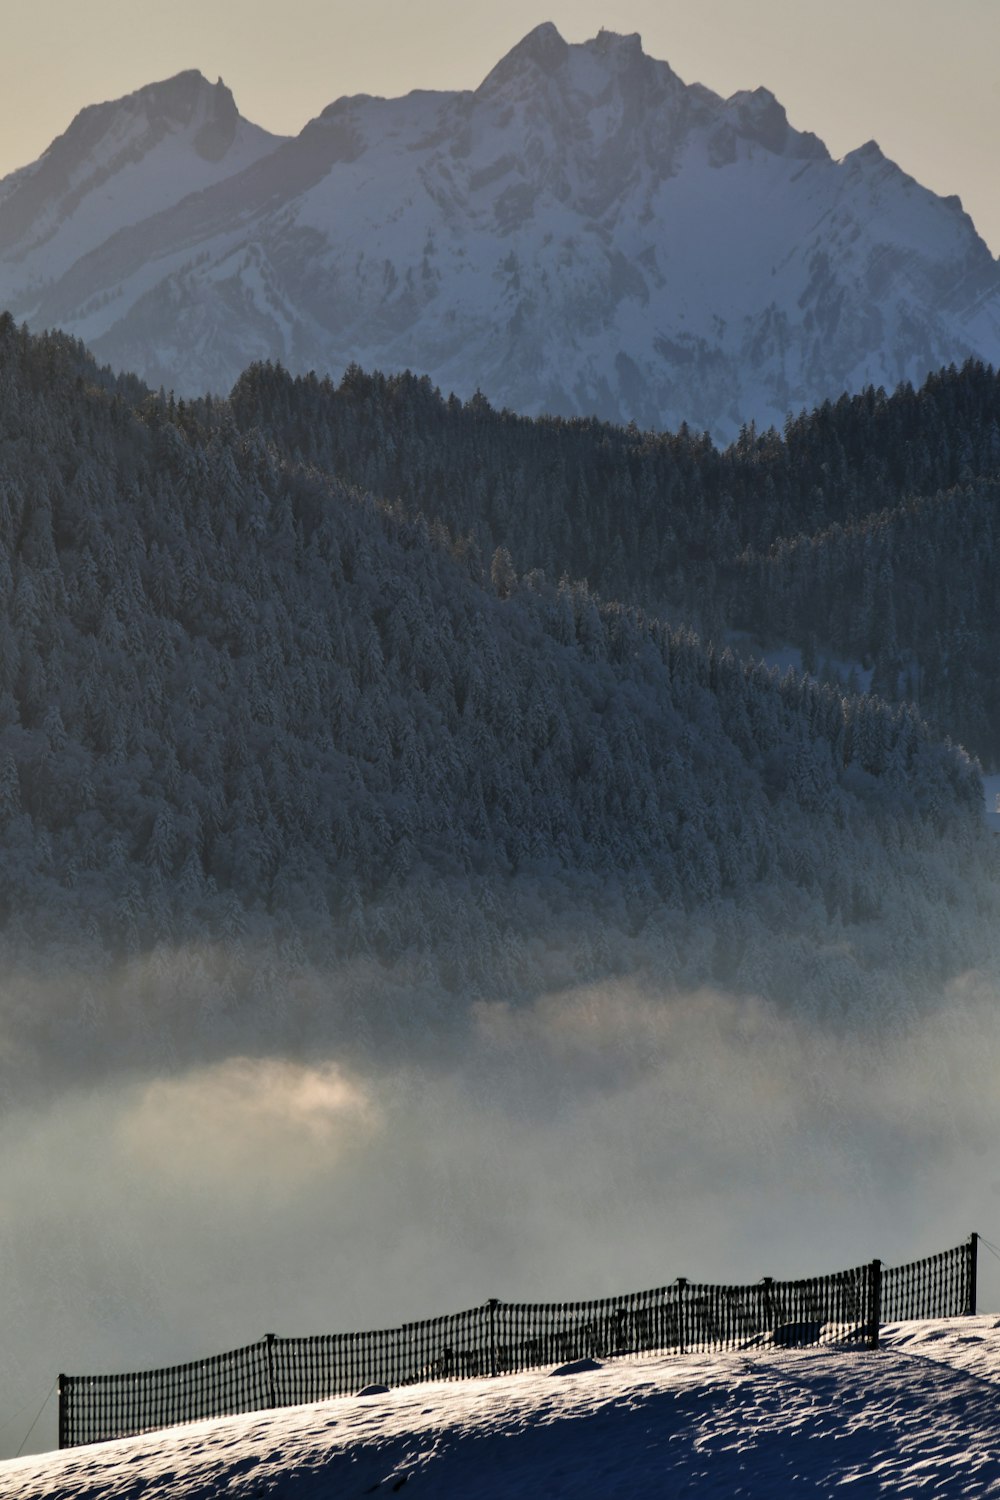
[
  {"xmin": 44, "ymin": 69, "xmax": 242, "ymax": 165},
  {"xmin": 846, "ymin": 138, "xmax": 887, "ymax": 163},
  {"xmin": 479, "ymin": 23, "xmax": 674, "ymax": 99},
  {"xmin": 475, "ymin": 26, "xmax": 825, "ymax": 175},
  {"xmin": 477, "ymin": 21, "xmax": 570, "ymax": 90},
  {"xmin": 0, "ymin": 69, "xmax": 285, "ymax": 303},
  {"xmin": 591, "ymin": 27, "xmax": 646, "ymax": 57},
  {"xmin": 720, "ymin": 85, "xmax": 827, "ymax": 159},
  {"xmin": 117, "ymin": 68, "xmax": 232, "ymax": 116},
  {"xmin": 511, "ymin": 18, "xmax": 568, "ymax": 63},
  {"xmin": 117, "ymin": 69, "xmax": 245, "ymax": 161}
]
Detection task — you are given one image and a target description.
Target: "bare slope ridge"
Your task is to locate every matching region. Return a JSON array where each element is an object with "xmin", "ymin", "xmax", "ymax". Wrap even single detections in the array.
[
  {"xmin": 5, "ymin": 1319, "xmax": 1000, "ymax": 1497},
  {"xmin": 2, "ymin": 26, "xmax": 998, "ymax": 437}
]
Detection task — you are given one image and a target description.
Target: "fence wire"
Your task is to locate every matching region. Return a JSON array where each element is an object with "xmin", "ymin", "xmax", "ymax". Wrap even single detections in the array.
[{"xmin": 58, "ymin": 1236, "xmax": 976, "ymax": 1449}]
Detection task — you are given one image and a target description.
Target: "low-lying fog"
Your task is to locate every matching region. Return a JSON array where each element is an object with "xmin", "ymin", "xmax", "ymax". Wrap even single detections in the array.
[{"xmin": 1, "ymin": 969, "xmax": 997, "ymax": 1459}]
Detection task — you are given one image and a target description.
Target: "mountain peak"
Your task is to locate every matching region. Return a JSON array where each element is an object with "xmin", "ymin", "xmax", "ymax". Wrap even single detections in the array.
[
  {"xmin": 121, "ymin": 70, "xmax": 240, "ymax": 159},
  {"xmin": 845, "ymin": 138, "xmax": 886, "ymax": 165},
  {"xmin": 514, "ymin": 19, "xmax": 568, "ymax": 62},
  {"xmin": 590, "ymin": 28, "xmax": 645, "ymax": 56},
  {"xmin": 720, "ymin": 84, "xmax": 829, "ymax": 161},
  {"xmin": 139, "ymin": 67, "xmax": 213, "ymax": 98},
  {"xmin": 102, "ymin": 69, "xmax": 224, "ymax": 122},
  {"xmin": 43, "ymin": 68, "xmax": 245, "ymax": 168},
  {"xmin": 724, "ymin": 87, "xmax": 789, "ymax": 152},
  {"xmin": 478, "ymin": 21, "xmax": 570, "ymax": 91},
  {"xmin": 0, "ymin": 66, "xmax": 283, "ymax": 298}
]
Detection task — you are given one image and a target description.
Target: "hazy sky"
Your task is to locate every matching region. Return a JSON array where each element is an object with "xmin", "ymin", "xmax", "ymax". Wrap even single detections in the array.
[{"xmin": 1, "ymin": 0, "xmax": 998, "ymax": 251}]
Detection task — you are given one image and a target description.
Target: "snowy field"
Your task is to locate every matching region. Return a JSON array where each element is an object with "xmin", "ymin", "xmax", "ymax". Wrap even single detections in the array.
[{"xmin": 5, "ymin": 1318, "xmax": 1000, "ymax": 1498}]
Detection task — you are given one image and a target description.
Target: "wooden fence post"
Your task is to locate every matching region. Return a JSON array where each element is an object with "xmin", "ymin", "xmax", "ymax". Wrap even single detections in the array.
[
  {"xmin": 868, "ymin": 1260, "xmax": 882, "ymax": 1350},
  {"xmin": 57, "ymin": 1375, "xmax": 66, "ymax": 1450},
  {"xmin": 969, "ymin": 1233, "xmax": 979, "ymax": 1317},
  {"xmin": 761, "ymin": 1277, "xmax": 774, "ymax": 1338},
  {"xmin": 488, "ymin": 1299, "xmax": 499, "ymax": 1378},
  {"xmin": 265, "ymin": 1333, "xmax": 277, "ymax": 1409},
  {"xmin": 675, "ymin": 1278, "xmax": 687, "ymax": 1354}
]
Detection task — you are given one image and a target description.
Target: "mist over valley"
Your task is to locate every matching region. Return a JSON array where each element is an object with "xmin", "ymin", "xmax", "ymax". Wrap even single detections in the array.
[{"xmin": 2, "ymin": 20, "xmax": 1000, "ymax": 1471}]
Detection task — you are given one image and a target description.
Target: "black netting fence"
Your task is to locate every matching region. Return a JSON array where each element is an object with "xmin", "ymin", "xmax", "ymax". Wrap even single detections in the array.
[
  {"xmin": 58, "ymin": 1236, "xmax": 977, "ymax": 1449},
  {"xmin": 58, "ymin": 1339, "xmax": 272, "ymax": 1450},
  {"xmin": 881, "ymin": 1244, "xmax": 975, "ymax": 1323}
]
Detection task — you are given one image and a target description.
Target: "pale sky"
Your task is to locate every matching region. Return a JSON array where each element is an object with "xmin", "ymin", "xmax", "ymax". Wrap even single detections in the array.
[{"xmin": 1, "ymin": 0, "xmax": 998, "ymax": 252}]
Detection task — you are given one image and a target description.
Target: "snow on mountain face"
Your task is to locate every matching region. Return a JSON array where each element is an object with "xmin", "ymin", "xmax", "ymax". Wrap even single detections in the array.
[
  {"xmin": 4, "ymin": 27, "xmax": 1000, "ymax": 438},
  {"xmin": 0, "ymin": 72, "xmax": 285, "ymax": 313}
]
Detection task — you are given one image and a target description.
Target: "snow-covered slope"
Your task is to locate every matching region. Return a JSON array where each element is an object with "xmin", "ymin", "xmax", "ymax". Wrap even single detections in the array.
[
  {"xmin": 5, "ymin": 1318, "xmax": 1000, "ymax": 1497},
  {"xmin": 3, "ymin": 24, "xmax": 999, "ymax": 437},
  {"xmin": 0, "ymin": 71, "xmax": 285, "ymax": 317}
]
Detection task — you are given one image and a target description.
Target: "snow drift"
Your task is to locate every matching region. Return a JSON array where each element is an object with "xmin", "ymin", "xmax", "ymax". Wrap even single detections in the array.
[{"xmin": 5, "ymin": 1318, "xmax": 1000, "ymax": 1498}]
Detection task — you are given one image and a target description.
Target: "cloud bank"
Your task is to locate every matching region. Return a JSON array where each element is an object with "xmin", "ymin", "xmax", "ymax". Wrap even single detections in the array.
[{"xmin": 1, "ymin": 972, "xmax": 996, "ymax": 1458}]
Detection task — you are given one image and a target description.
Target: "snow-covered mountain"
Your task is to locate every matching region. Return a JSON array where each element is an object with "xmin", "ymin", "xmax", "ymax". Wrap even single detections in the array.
[
  {"xmin": 0, "ymin": 71, "xmax": 285, "ymax": 316},
  {"xmin": 3, "ymin": 24, "xmax": 999, "ymax": 437}
]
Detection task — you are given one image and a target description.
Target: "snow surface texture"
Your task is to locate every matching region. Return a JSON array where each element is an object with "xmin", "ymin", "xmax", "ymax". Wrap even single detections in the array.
[
  {"xmin": 6, "ymin": 1318, "xmax": 1000, "ymax": 1497},
  {"xmin": 2, "ymin": 26, "xmax": 999, "ymax": 439}
]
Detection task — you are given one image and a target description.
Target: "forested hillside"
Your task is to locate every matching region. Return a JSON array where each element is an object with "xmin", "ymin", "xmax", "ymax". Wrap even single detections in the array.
[
  {"xmin": 230, "ymin": 359, "xmax": 1000, "ymax": 761},
  {"xmin": 0, "ymin": 316, "xmax": 996, "ymax": 1094}
]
